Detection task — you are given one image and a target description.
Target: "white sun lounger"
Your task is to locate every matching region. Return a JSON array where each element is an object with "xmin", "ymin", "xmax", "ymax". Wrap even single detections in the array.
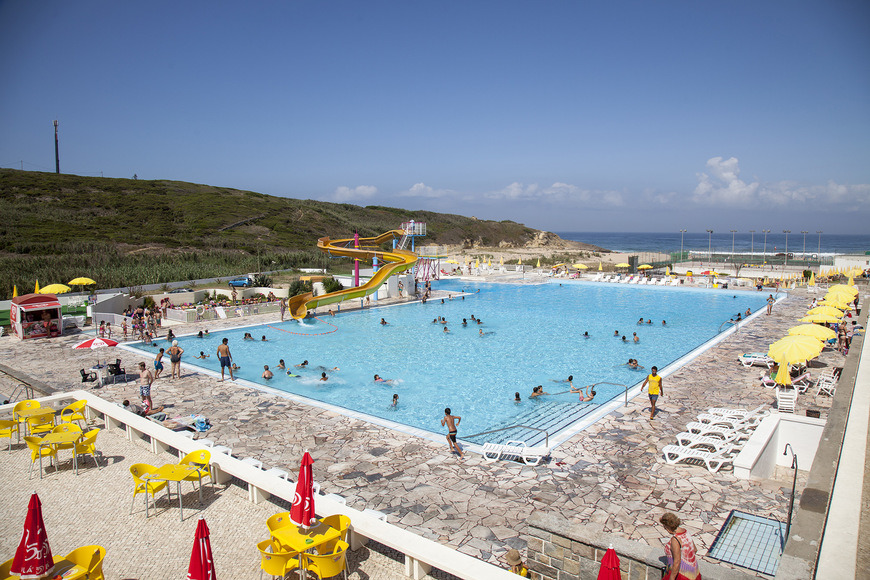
[
  {"xmin": 696, "ymin": 413, "xmax": 764, "ymax": 429},
  {"xmin": 705, "ymin": 404, "xmax": 768, "ymax": 419},
  {"xmin": 481, "ymin": 440, "xmax": 550, "ymax": 466},
  {"xmin": 675, "ymin": 432, "xmax": 745, "ymax": 454},
  {"xmin": 685, "ymin": 421, "xmax": 752, "ymax": 439},
  {"xmin": 776, "ymin": 387, "xmax": 797, "ymax": 413},
  {"xmin": 738, "ymin": 353, "xmax": 775, "ymax": 368},
  {"xmin": 662, "ymin": 444, "xmax": 736, "ymax": 473}
]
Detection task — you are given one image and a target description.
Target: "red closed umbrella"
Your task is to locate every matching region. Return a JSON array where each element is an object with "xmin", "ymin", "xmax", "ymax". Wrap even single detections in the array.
[
  {"xmin": 597, "ymin": 546, "xmax": 621, "ymax": 580},
  {"xmin": 289, "ymin": 451, "xmax": 317, "ymax": 528},
  {"xmin": 187, "ymin": 517, "xmax": 217, "ymax": 580},
  {"xmin": 11, "ymin": 493, "xmax": 55, "ymax": 580}
]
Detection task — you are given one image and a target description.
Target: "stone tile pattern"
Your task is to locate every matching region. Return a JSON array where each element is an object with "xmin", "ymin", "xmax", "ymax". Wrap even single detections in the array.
[{"xmin": 0, "ymin": 287, "xmax": 845, "ymax": 575}]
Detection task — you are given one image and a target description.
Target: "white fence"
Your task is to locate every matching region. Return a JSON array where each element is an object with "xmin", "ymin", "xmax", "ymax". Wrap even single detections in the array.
[
  {"xmin": 0, "ymin": 392, "xmax": 516, "ymax": 580},
  {"xmin": 166, "ymin": 301, "xmax": 283, "ymax": 323}
]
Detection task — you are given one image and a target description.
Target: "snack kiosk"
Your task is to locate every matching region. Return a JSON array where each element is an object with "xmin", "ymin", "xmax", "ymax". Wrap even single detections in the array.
[{"xmin": 10, "ymin": 293, "xmax": 63, "ymax": 339}]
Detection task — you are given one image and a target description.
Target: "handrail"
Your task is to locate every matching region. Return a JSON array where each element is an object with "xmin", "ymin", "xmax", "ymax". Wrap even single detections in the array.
[
  {"xmin": 463, "ymin": 425, "xmax": 549, "ymax": 448},
  {"xmin": 8, "ymin": 383, "xmax": 33, "ymax": 402},
  {"xmin": 587, "ymin": 381, "xmax": 631, "ymax": 406},
  {"xmin": 719, "ymin": 319, "xmax": 740, "ymax": 333}
]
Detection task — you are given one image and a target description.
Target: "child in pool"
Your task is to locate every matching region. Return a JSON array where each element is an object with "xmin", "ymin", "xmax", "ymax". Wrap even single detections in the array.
[{"xmin": 194, "ymin": 351, "xmax": 209, "ymax": 359}]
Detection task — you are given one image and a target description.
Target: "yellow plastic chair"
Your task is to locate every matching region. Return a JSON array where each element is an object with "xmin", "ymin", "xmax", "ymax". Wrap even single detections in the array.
[
  {"xmin": 75, "ymin": 428, "xmax": 102, "ymax": 470},
  {"xmin": 13, "ymin": 400, "xmax": 40, "ymax": 440},
  {"xmin": 63, "ymin": 545, "xmax": 106, "ymax": 580},
  {"xmin": 50, "ymin": 423, "xmax": 83, "ymax": 452},
  {"xmin": 60, "ymin": 400, "xmax": 88, "ymax": 429},
  {"xmin": 129, "ymin": 463, "xmax": 169, "ymax": 516},
  {"xmin": 179, "ymin": 449, "xmax": 212, "ymax": 492},
  {"xmin": 0, "ymin": 557, "xmax": 14, "ymax": 579},
  {"xmin": 266, "ymin": 511, "xmax": 293, "ymax": 551},
  {"xmin": 316, "ymin": 514, "xmax": 351, "ymax": 554},
  {"xmin": 24, "ymin": 435, "xmax": 57, "ymax": 479},
  {"xmin": 0, "ymin": 420, "xmax": 18, "ymax": 451},
  {"xmin": 302, "ymin": 540, "xmax": 349, "ymax": 580},
  {"xmin": 26, "ymin": 413, "xmax": 55, "ymax": 437},
  {"xmin": 257, "ymin": 539, "xmax": 300, "ymax": 580}
]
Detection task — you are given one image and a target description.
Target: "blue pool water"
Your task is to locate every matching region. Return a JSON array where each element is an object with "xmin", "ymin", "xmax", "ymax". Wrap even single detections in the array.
[{"xmin": 126, "ymin": 280, "xmax": 768, "ymax": 439}]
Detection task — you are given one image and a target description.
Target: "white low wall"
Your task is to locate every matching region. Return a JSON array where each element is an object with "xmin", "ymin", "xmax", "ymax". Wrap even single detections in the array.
[
  {"xmin": 734, "ymin": 413, "xmax": 826, "ymax": 479},
  {"xmin": 0, "ymin": 392, "xmax": 515, "ymax": 580}
]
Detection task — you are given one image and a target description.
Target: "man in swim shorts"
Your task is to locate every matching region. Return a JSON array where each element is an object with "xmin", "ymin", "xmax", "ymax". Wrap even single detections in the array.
[
  {"xmin": 138, "ymin": 362, "xmax": 154, "ymax": 410},
  {"xmin": 154, "ymin": 348, "xmax": 165, "ymax": 379},
  {"xmin": 441, "ymin": 408, "xmax": 464, "ymax": 458},
  {"xmin": 641, "ymin": 366, "xmax": 663, "ymax": 420},
  {"xmin": 216, "ymin": 338, "xmax": 233, "ymax": 381}
]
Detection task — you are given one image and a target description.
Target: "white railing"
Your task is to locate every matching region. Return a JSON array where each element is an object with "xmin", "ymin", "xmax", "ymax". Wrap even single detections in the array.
[
  {"xmin": 166, "ymin": 301, "xmax": 283, "ymax": 324},
  {"xmin": 0, "ymin": 392, "xmax": 516, "ymax": 580}
]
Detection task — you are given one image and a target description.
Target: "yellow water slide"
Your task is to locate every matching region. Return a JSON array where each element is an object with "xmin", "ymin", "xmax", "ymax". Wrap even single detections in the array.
[{"xmin": 287, "ymin": 229, "xmax": 417, "ymax": 319}]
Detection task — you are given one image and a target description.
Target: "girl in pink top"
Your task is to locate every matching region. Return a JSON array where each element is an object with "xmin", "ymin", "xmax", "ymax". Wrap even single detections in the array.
[{"xmin": 660, "ymin": 512, "xmax": 701, "ymax": 580}]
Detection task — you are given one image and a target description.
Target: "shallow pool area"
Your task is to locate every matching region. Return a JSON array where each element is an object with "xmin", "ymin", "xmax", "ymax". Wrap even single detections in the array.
[{"xmin": 124, "ymin": 280, "xmax": 769, "ymax": 441}]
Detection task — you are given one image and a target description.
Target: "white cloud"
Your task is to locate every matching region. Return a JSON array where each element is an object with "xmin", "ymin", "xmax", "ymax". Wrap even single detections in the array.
[
  {"xmin": 398, "ymin": 182, "xmax": 456, "ymax": 199},
  {"xmin": 693, "ymin": 157, "xmax": 869, "ymax": 209},
  {"xmin": 332, "ymin": 185, "xmax": 377, "ymax": 202},
  {"xmin": 485, "ymin": 182, "xmax": 624, "ymax": 206}
]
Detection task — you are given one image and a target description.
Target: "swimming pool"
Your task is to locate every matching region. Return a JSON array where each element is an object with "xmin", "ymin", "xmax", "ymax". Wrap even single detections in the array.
[{"xmin": 125, "ymin": 280, "xmax": 768, "ymax": 443}]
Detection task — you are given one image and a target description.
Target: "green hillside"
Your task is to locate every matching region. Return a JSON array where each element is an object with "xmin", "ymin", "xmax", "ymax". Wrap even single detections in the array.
[{"xmin": 0, "ymin": 170, "xmax": 579, "ymax": 298}]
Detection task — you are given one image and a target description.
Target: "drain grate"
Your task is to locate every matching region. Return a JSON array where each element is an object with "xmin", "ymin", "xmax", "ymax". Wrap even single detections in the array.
[{"xmin": 708, "ymin": 510, "xmax": 785, "ymax": 576}]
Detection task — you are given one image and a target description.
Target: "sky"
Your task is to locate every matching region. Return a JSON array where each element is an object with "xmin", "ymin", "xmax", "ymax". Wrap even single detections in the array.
[{"xmin": 1, "ymin": 1, "xmax": 868, "ymax": 234}]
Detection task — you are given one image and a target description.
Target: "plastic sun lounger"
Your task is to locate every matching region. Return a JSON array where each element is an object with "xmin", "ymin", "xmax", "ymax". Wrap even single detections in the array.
[
  {"xmin": 696, "ymin": 413, "xmax": 764, "ymax": 429},
  {"xmin": 481, "ymin": 440, "xmax": 550, "ymax": 466},
  {"xmin": 706, "ymin": 404, "xmax": 768, "ymax": 419},
  {"xmin": 675, "ymin": 432, "xmax": 745, "ymax": 454},
  {"xmin": 738, "ymin": 353, "xmax": 775, "ymax": 368},
  {"xmin": 662, "ymin": 444, "xmax": 736, "ymax": 473},
  {"xmin": 685, "ymin": 421, "xmax": 752, "ymax": 439}
]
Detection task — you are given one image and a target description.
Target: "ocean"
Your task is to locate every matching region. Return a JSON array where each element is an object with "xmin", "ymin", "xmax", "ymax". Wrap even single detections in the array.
[{"xmin": 555, "ymin": 232, "xmax": 870, "ymax": 257}]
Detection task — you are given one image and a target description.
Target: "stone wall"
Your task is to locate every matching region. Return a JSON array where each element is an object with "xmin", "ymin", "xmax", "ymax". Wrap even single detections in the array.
[{"xmin": 527, "ymin": 512, "xmax": 665, "ymax": 580}]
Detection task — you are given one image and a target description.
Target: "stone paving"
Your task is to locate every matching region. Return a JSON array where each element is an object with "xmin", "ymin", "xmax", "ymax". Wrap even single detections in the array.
[
  {"xmin": 0, "ymin": 421, "xmax": 412, "ymax": 579},
  {"xmin": 0, "ymin": 285, "xmax": 846, "ymax": 577}
]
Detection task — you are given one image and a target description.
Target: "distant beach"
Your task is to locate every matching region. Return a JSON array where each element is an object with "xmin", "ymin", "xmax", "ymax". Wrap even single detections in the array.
[{"xmin": 555, "ymin": 231, "xmax": 870, "ymax": 256}]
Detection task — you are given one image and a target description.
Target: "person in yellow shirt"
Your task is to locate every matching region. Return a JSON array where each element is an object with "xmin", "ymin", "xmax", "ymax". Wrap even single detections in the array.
[
  {"xmin": 505, "ymin": 549, "xmax": 529, "ymax": 577},
  {"xmin": 641, "ymin": 366, "xmax": 664, "ymax": 420}
]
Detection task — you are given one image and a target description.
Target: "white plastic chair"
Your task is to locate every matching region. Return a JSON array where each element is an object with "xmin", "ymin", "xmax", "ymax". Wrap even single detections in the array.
[{"xmin": 776, "ymin": 388, "xmax": 797, "ymax": 413}]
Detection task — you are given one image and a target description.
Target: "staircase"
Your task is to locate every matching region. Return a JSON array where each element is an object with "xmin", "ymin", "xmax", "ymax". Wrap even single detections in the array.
[{"xmin": 464, "ymin": 400, "xmax": 599, "ymax": 447}]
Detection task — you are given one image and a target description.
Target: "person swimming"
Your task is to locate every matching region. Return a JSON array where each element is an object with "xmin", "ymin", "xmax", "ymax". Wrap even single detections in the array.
[
  {"xmin": 622, "ymin": 336, "xmax": 628, "ymax": 342},
  {"xmin": 243, "ymin": 332, "xmax": 254, "ymax": 340},
  {"xmin": 462, "ymin": 318, "xmax": 467, "ymax": 326},
  {"xmin": 380, "ymin": 318, "xmax": 388, "ymax": 325},
  {"xmin": 514, "ymin": 392, "xmax": 522, "ymax": 403},
  {"xmin": 530, "ymin": 385, "xmax": 549, "ymax": 398},
  {"xmin": 277, "ymin": 359, "xmax": 285, "ymax": 370},
  {"xmin": 637, "ymin": 317, "xmax": 644, "ymax": 325},
  {"xmin": 261, "ymin": 335, "xmax": 268, "ymax": 341},
  {"xmin": 295, "ymin": 360, "xmax": 308, "ymax": 368},
  {"xmin": 262, "ymin": 365, "xmax": 273, "ymax": 379},
  {"xmin": 319, "ymin": 372, "xmax": 328, "ymax": 381},
  {"xmin": 374, "ymin": 374, "xmax": 396, "ymax": 385},
  {"xmin": 646, "ymin": 319, "xmax": 652, "ymax": 324},
  {"xmin": 583, "ymin": 331, "xmax": 590, "ymax": 338},
  {"xmin": 614, "ymin": 330, "xmax": 620, "ymax": 337},
  {"xmin": 194, "ymin": 351, "xmax": 209, "ymax": 359},
  {"xmin": 571, "ymin": 384, "xmax": 596, "ymax": 402},
  {"xmin": 391, "ymin": 393, "xmax": 399, "ymax": 408}
]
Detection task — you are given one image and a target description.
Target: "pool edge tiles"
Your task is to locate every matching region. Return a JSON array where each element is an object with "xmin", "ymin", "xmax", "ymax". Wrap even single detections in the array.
[{"xmin": 117, "ymin": 285, "xmax": 780, "ymax": 455}]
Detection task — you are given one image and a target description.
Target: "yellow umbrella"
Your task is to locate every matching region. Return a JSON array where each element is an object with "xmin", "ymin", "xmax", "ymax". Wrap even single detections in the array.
[
  {"xmin": 637, "ymin": 264, "xmax": 653, "ymax": 270},
  {"xmin": 475, "ymin": 259, "xmax": 480, "ymax": 269},
  {"xmin": 847, "ymin": 275, "xmax": 855, "ymax": 286},
  {"xmin": 499, "ymin": 257, "xmax": 504, "ymax": 266},
  {"xmin": 38, "ymin": 284, "xmax": 71, "ymax": 294},
  {"xmin": 806, "ymin": 307, "xmax": 842, "ymax": 319},
  {"xmin": 768, "ymin": 335, "xmax": 824, "ymax": 365},
  {"xmin": 799, "ymin": 313, "xmax": 842, "ymax": 324},
  {"xmin": 808, "ymin": 272, "xmax": 815, "ymax": 286},
  {"xmin": 487, "ymin": 258, "xmax": 492, "ymax": 268},
  {"xmin": 535, "ymin": 258, "xmax": 541, "ymax": 268},
  {"xmin": 34, "ymin": 279, "xmax": 40, "ymax": 293},
  {"xmin": 614, "ymin": 263, "xmax": 631, "ymax": 268},
  {"xmin": 444, "ymin": 259, "xmax": 459, "ymax": 264},
  {"xmin": 665, "ymin": 266, "xmax": 670, "ymax": 276},
  {"xmin": 774, "ymin": 367, "xmax": 792, "ymax": 386},
  {"xmin": 517, "ymin": 258, "xmax": 522, "ymax": 265},
  {"xmin": 829, "ymin": 284, "xmax": 858, "ymax": 296},
  {"xmin": 572, "ymin": 263, "xmax": 589, "ymax": 269},
  {"xmin": 819, "ymin": 299, "xmax": 852, "ymax": 310},
  {"xmin": 12, "ymin": 285, "xmax": 18, "ymax": 297},
  {"xmin": 598, "ymin": 261, "xmax": 602, "ymax": 271},
  {"xmin": 68, "ymin": 277, "xmax": 97, "ymax": 286},
  {"xmin": 788, "ymin": 324, "xmax": 837, "ymax": 341},
  {"xmin": 551, "ymin": 263, "xmax": 566, "ymax": 269}
]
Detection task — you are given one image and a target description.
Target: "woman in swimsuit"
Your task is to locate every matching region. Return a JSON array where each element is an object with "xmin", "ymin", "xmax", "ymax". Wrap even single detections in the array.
[{"xmin": 167, "ymin": 340, "xmax": 184, "ymax": 379}]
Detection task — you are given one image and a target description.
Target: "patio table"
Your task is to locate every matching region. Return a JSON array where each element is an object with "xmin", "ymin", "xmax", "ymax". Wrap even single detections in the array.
[
  {"xmin": 51, "ymin": 555, "xmax": 89, "ymax": 579},
  {"xmin": 142, "ymin": 464, "xmax": 200, "ymax": 521},
  {"xmin": 270, "ymin": 519, "xmax": 340, "ymax": 579},
  {"xmin": 15, "ymin": 407, "xmax": 56, "ymax": 437},
  {"xmin": 38, "ymin": 431, "xmax": 83, "ymax": 477}
]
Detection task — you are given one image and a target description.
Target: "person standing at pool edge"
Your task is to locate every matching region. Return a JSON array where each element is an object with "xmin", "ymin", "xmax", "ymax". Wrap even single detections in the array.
[
  {"xmin": 217, "ymin": 338, "xmax": 233, "ymax": 381},
  {"xmin": 441, "ymin": 408, "xmax": 464, "ymax": 458},
  {"xmin": 641, "ymin": 366, "xmax": 663, "ymax": 420}
]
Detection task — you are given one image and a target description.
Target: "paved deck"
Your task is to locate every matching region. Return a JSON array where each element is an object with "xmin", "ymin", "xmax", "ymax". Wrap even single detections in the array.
[{"xmin": 0, "ymin": 285, "xmax": 848, "ymax": 577}]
